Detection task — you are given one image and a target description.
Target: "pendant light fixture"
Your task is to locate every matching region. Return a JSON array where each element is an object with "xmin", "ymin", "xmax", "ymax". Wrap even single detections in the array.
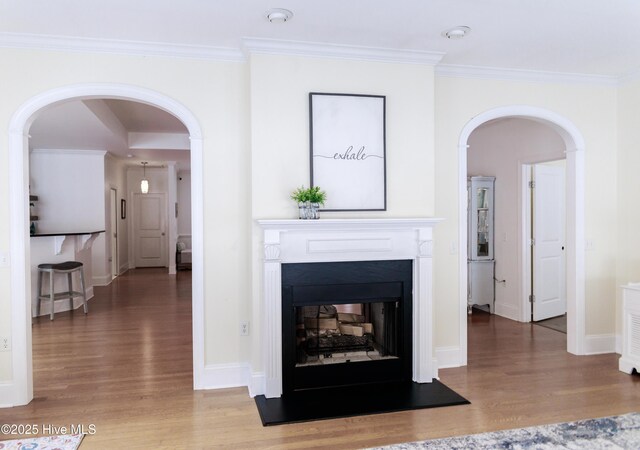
[{"xmin": 140, "ymin": 162, "xmax": 149, "ymax": 194}]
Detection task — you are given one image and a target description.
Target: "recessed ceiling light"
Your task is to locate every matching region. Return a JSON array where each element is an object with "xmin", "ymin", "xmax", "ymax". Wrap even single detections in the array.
[
  {"xmin": 266, "ymin": 8, "xmax": 293, "ymax": 23},
  {"xmin": 442, "ymin": 26, "xmax": 471, "ymax": 40}
]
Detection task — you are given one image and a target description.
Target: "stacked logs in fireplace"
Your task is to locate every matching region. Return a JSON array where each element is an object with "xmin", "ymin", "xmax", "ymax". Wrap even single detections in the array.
[{"xmin": 296, "ymin": 303, "xmax": 398, "ymax": 365}]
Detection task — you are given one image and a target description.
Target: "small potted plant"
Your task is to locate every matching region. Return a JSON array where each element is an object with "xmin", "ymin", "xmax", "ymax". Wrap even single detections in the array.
[{"xmin": 291, "ymin": 185, "xmax": 326, "ymax": 219}]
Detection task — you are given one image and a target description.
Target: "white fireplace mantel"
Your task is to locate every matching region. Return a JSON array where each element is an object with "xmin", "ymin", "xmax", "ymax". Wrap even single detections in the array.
[{"xmin": 257, "ymin": 217, "xmax": 443, "ymax": 398}]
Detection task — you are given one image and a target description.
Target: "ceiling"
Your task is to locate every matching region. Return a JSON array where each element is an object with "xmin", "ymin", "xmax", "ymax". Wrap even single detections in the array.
[
  {"xmin": 29, "ymin": 99, "xmax": 190, "ymax": 170},
  {"xmin": 12, "ymin": 1, "xmax": 640, "ymax": 169},
  {"xmin": 1, "ymin": 0, "xmax": 639, "ymax": 77}
]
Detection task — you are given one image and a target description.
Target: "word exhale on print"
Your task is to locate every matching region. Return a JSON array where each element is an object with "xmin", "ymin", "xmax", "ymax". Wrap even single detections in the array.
[{"xmin": 309, "ymin": 92, "xmax": 386, "ymax": 211}]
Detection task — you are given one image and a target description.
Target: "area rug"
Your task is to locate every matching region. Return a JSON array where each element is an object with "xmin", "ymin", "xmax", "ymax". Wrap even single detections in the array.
[
  {"xmin": 0, "ymin": 433, "xmax": 84, "ymax": 450},
  {"xmin": 369, "ymin": 412, "xmax": 640, "ymax": 449}
]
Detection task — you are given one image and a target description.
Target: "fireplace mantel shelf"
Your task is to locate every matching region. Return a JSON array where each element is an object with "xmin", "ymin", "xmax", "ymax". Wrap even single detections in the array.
[{"xmin": 257, "ymin": 217, "xmax": 444, "ymax": 230}]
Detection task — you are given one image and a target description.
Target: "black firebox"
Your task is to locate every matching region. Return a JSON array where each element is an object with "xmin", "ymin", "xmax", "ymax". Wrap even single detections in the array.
[{"xmin": 281, "ymin": 259, "xmax": 412, "ymax": 394}]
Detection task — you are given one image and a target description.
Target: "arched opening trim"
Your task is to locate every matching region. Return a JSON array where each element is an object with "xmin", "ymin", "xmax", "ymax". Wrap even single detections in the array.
[
  {"xmin": 457, "ymin": 105, "xmax": 585, "ymax": 366},
  {"xmin": 7, "ymin": 83, "xmax": 206, "ymax": 406}
]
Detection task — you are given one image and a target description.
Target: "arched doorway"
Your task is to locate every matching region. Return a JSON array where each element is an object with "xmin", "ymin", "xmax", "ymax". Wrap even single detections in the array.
[
  {"xmin": 8, "ymin": 83, "xmax": 205, "ymax": 406},
  {"xmin": 457, "ymin": 106, "xmax": 586, "ymax": 365}
]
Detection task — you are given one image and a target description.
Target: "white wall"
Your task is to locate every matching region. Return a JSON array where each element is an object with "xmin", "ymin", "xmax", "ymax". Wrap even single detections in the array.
[
  {"xmin": 248, "ymin": 53, "xmax": 437, "ymax": 374},
  {"xmin": 435, "ymin": 76, "xmax": 618, "ymax": 357},
  {"xmin": 616, "ymin": 78, "xmax": 640, "ymax": 345},
  {"xmin": 0, "ymin": 43, "xmax": 626, "ymax": 390},
  {"xmin": 0, "ymin": 47, "xmax": 250, "ymax": 385},
  {"xmin": 467, "ymin": 118, "xmax": 566, "ymax": 320},
  {"xmin": 29, "ymin": 149, "xmax": 106, "ymax": 234}
]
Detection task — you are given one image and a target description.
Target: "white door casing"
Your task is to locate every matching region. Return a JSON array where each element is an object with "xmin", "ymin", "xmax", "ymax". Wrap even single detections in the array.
[
  {"xmin": 133, "ymin": 193, "xmax": 168, "ymax": 268},
  {"xmin": 532, "ymin": 164, "xmax": 567, "ymax": 321},
  {"xmin": 110, "ymin": 188, "xmax": 118, "ymax": 279}
]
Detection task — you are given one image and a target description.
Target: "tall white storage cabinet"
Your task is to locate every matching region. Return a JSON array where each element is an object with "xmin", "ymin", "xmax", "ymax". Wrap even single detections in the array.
[
  {"xmin": 619, "ymin": 283, "xmax": 640, "ymax": 375},
  {"xmin": 468, "ymin": 176, "xmax": 495, "ymax": 313}
]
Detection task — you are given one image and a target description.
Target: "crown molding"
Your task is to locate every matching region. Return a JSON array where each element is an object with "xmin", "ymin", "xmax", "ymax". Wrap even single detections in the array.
[
  {"xmin": 30, "ymin": 148, "xmax": 108, "ymax": 156},
  {"xmin": 1, "ymin": 32, "xmax": 636, "ymax": 84},
  {"xmin": 242, "ymin": 38, "xmax": 445, "ymax": 65},
  {"xmin": 436, "ymin": 63, "xmax": 620, "ymax": 87},
  {"xmin": 618, "ymin": 68, "xmax": 640, "ymax": 86},
  {"xmin": 0, "ymin": 32, "xmax": 245, "ymax": 62}
]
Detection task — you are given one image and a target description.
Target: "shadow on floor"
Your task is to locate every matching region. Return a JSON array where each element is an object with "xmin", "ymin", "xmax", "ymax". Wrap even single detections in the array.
[{"xmin": 534, "ymin": 314, "xmax": 567, "ymax": 334}]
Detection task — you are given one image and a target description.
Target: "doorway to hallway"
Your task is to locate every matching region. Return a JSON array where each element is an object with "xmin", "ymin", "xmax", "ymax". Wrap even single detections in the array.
[{"xmin": 461, "ymin": 107, "xmax": 584, "ymax": 362}]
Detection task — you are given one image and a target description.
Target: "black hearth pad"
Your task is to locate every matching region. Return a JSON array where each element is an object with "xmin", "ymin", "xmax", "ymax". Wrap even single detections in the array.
[{"xmin": 254, "ymin": 380, "xmax": 469, "ymax": 426}]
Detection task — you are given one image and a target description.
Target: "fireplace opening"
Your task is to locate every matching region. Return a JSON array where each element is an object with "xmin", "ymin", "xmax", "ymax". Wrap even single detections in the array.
[
  {"xmin": 282, "ymin": 260, "xmax": 412, "ymax": 393},
  {"xmin": 295, "ymin": 301, "xmax": 400, "ymax": 367}
]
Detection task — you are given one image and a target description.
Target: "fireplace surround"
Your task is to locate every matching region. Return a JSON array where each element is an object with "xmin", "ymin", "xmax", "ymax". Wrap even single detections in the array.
[
  {"xmin": 282, "ymin": 259, "xmax": 413, "ymax": 393},
  {"xmin": 258, "ymin": 218, "xmax": 442, "ymax": 398}
]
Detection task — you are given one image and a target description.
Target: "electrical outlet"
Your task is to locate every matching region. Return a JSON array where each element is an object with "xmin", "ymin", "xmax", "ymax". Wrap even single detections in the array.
[
  {"xmin": 0, "ymin": 337, "xmax": 10, "ymax": 352},
  {"xmin": 240, "ymin": 322, "xmax": 250, "ymax": 336},
  {"xmin": 586, "ymin": 239, "xmax": 595, "ymax": 251}
]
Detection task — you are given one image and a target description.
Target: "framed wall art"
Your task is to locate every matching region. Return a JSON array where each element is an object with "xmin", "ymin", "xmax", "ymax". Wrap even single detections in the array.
[{"xmin": 309, "ymin": 92, "xmax": 386, "ymax": 211}]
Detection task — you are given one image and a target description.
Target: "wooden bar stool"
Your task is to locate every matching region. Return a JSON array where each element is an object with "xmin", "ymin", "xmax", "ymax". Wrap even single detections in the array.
[{"xmin": 37, "ymin": 261, "xmax": 88, "ymax": 320}]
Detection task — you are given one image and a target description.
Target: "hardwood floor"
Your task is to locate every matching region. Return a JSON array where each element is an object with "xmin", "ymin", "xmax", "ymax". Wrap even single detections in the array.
[{"xmin": 1, "ymin": 269, "xmax": 639, "ymax": 449}]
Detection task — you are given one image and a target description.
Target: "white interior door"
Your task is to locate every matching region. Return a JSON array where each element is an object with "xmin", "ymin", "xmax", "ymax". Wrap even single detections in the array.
[
  {"xmin": 133, "ymin": 193, "xmax": 168, "ymax": 268},
  {"xmin": 532, "ymin": 164, "xmax": 566, "ymax": 321},
  {"xmin": 110, "ymin": 188, "xmax": 118, "ymax": 278}
]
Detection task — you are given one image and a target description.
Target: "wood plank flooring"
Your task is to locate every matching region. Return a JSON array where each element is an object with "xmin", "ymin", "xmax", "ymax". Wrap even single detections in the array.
[{"xmin": 1, "ymin": 268, "xmax": 639, "ymax": 449}]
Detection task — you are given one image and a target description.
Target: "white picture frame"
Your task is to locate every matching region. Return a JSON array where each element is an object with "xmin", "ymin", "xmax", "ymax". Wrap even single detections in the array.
[{"xmin": 309, "ymin": 93, "xmax": 386, "ymax": 211}]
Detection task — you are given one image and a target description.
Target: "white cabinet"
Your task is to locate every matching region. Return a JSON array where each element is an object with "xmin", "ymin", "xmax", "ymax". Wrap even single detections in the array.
[
  {"xmin": 468, "ymin": 176, "xmax": 495, "ymax": 261},
  {"xmin": 468, "ymin": 176, "xmax": 495, "ymax": 313},
  {"xmin": 619, "ymin": 283, "xmax": 640, "ymax": 375},
  {"xmin": 468, "ymin": 260, "xmax": 495, "ymax": 313}
]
